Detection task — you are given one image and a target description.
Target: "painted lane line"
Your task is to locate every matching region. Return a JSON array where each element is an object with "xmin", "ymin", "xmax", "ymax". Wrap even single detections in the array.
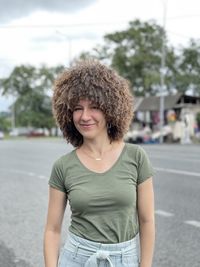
[
  {"xmin": 7, "ymin": 169, "xmax": 31, "ymax": 175},
  {"xmin": 0, "ymin": 168, "xmax": 48, "ymax": 180},
  {"xmin": 151, "ymin": 155, "xmax": 200, "ymax": 163},
  {"xmin": 38, "ymin": 175, "xmax": 48, "ymax": 180},
  {"xmin": 155, "ymin": 167, "xmax": 200, "ymax": 177},
  {"xmin": 0, "ymin": 169, "xmax": 36, "ymax": 176},
  {"xmin": 184, "ymin": 220, "xmax": 200, "ymax": 228},
  {"xmin": 28, "ymin": 172, "xmax": 35, "ymax": 176},
  {"xmin": 155, "ymin": 210, "xmax": 174, "ymax": 217}
]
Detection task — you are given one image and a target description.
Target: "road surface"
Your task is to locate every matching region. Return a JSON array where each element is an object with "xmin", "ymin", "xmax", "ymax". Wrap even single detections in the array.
[{"xmin": 0, "ymin": 139, "xmax": 199, "ymax": 267}]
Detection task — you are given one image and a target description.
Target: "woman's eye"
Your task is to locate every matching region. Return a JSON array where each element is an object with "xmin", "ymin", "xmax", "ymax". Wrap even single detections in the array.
[
  {"xmin": 91, "ymin": 106, "xmax": 99, "ymax": 109},
  {"xmin": 74, "ymin": 107, "xmax": 82, "ymax": 111}
]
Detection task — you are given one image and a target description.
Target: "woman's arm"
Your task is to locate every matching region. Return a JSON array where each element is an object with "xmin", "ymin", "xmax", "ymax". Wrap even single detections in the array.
[
  {"xmin": 43, "ymin": 187, "xmax": 67, "ymax": 267},
  {"xmin": 137, "ymin": 177, "xmax": 155, "ymax": 267}
]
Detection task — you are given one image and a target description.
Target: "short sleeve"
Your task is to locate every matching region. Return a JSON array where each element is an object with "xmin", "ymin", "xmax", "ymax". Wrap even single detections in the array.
[
  {"xmin": 49, "ymin": 158, "xmax": 67, "ymax": 193},
  {"xmin": 136, "ymin": 146, "xmax": 154, "ymax": 184}
]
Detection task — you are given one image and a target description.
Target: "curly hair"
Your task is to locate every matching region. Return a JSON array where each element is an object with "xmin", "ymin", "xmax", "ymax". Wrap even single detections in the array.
[{"xmin": 52, "ymin": 60, "xmax": 134, "ymax": 147}]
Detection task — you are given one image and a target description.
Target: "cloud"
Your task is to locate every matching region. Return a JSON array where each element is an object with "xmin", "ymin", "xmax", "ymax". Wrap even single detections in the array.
[{"xmin": 0, "ymin": 0, "xmax": 96, "ymax": 23}]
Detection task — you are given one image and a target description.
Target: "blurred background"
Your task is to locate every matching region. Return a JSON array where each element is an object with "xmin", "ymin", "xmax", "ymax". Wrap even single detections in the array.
[{"xmin": 0, "ymin": 0, "xmax": 200, "ymax": 266}]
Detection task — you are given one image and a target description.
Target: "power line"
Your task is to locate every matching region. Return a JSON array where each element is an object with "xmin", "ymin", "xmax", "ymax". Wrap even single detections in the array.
[
  {"xmin": 166, "ymin": 14, "xmax": 200, "ymax": 20},
  {"xmin": 0, "ymin": 14, "xmax": 200, "ymax": 29},
  {"xmin": 0, "ymin": 21, "xmax": 129, "ymax": 29},
  {"xmin": 167, "ymin": 30, "xmax": 199, "ymax": 40}
]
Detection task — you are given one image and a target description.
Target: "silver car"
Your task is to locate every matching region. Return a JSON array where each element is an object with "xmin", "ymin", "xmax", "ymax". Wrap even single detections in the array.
[{"xmin": 0, "ymin": 131, "xmax": 4, "ymax": 140}]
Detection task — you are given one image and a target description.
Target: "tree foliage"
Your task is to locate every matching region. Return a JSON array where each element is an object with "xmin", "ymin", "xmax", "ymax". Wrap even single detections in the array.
[
  {"xmin": 79, "ymin": 20, "xmax": 175, "ymax": 96},
  {"xmin": 0, "ymin": 64, "xmax": 64, "ymax": 130},
  {"xmin": 0, "ymin": 112, "xmax": 11, "ymax": 132},
  {"xmin": 76, "ymin": 19, "xmax": 200, "ymax": 96},
  {"xmin": 174, "ymin": 40, "xmax": 200, "ymax": 95}
]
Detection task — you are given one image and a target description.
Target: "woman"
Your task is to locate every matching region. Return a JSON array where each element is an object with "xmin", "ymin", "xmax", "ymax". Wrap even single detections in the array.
[{"xmin": 44, "ymin": 60, "xmax": 155, "ymax": 267}]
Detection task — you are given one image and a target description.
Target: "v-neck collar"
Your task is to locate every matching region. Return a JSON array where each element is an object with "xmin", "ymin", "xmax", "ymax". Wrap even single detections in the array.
[{"xmin": 73, "ymin": 143, "xmax": 127, "ymax": 175}]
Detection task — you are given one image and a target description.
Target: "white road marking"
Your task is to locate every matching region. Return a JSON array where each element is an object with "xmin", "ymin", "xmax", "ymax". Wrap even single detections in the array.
[
  {"xmin": 155, "ymin": 209, "xmax": 174, "ymax": 217},
  {"xmin": 8, "ymin": 169, "xmax": 30, "ymax": 175},
  {"xmin": 28, "ymin": 172, "xmax": 35, "ymax": 176},
  {"xmin": 184, "ymin": 220, "xmax": 200, "ymax": 228},
  {"xmin": 0, "ymin": 168, "xmax": 48, "ymax": 180},
  {"xmin": 155, "ymin": 167, "xmax": 200, "ymax": 177},
  {"xmin": 152, "ymin": 155, "xmax": 200, "ymax": 163},
  {"xmin": 38, "ymin": 175, "xmax": 48, "ymax": 180}
]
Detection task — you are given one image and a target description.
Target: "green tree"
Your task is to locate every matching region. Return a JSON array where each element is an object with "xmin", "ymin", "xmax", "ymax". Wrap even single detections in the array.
[
  {"xmin": 104, "ymin": 20, "xmax": 177, "ymax": 96},
  {"xmin": 76, "ymin": 19, "xmax": 200, "ymax": 96},
  {"xmin": 0, "ymin": 64, "xmax": 64, "ymax": 132},
  {"xmin": 76, "ymin": 20, "xmax": 177, "ymax": 96},
  {"xmin": 0, "ymin": 112, "xmax": 11, "ymax": 132},
  {"xmin": 175, "ymin": 40, "xmax": 200, "ymax": 95}
]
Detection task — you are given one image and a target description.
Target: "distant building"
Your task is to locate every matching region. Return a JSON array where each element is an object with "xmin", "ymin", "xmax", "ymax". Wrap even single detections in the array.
[
  {"xmin": 134, "ymin": 93, "xmax": 200, "ymax": 123},
  {"xmin": 133, "ymin": 93, "xmax": 200, "ymax": 142}
]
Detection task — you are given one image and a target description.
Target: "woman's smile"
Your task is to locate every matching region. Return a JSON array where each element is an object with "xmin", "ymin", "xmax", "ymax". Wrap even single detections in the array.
[{"xmin": 79, "ymin": 123, "xmax": 96, "ymax": 130}]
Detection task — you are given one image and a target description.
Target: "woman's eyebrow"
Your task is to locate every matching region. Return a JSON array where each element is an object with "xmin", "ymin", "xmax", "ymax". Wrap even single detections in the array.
[
  {"xmin": 89, "ymin": 102, "xmax": 98, "ymax": 106},
  {"xmin": 74, "ymin": 104, "xmax": 83, "ymax": 107}
]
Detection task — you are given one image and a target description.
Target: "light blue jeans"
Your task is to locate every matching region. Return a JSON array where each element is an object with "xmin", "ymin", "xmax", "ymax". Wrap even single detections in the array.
[{"xmin": 58, "ymin": 232, "xmax": 139, "ymax": 267}]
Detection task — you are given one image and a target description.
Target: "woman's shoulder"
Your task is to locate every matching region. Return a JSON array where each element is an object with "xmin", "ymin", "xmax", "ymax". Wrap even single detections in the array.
[
  {"xmin": 53, "ymin": 149, "xmax": 76, "ymax": 168},
  {"xmin": 125, "ymin": 142, "xmax": 140, "ymax": 153},
  {"xmin": 125, "ymin": 142, "xmax": 148, "ymax": 160}
]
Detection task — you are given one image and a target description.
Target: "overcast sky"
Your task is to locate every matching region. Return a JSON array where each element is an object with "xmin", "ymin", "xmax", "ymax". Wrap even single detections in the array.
[{"xmin": 1, "ymin": 0, "xmax": 200, "ymax": 111}]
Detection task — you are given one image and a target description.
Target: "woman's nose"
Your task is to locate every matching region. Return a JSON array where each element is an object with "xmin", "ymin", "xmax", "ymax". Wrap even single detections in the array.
[{"xmin": 81, "ymin": 109, "xmax": 91, "ymax": 120}]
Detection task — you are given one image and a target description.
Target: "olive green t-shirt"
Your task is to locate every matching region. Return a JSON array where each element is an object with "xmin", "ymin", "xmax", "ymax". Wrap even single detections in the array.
[{"xmin": 49, "ymin": 143, "xmax": 154, "ymax": 243}]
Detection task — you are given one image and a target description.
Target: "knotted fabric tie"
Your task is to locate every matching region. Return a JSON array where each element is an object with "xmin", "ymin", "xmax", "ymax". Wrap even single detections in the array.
[{"xmin": 84, "ymin": 250, "xmax": 114, "ymax": 267}]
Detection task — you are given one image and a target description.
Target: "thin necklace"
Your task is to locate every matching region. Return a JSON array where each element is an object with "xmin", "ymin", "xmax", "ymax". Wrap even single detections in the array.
[{"xmin": 81, "ymin": 144, "xmax": 113, "ymax": 161}]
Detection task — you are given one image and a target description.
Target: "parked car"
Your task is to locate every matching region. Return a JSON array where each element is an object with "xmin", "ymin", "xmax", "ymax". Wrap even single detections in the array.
[
  {"xmin": 26, "ymin": 128, "xmax": 49, "ymax": 137},
  {"xmin": 0, "ymin": 131, "xmax": 4, "ymax": 140},
  {"xmin": 124, "ymin": 125, "xmax": 152, "ymax": 144},
  {"xmin": 9, "ymin": 128, "xmax": 30, "ymax": 137},
  {"xmin": 151, "ymin": 125, "xmax": 173, "ymax": 143},
  {"xmin": 27, "ymin": 129, "xmax": 45, "ymax": 137}
]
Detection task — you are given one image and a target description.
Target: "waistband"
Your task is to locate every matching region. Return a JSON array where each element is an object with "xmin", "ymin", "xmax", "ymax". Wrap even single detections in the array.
[{"xmin": 64, "ymin": 232, "xmax": 138, "ymax": 267}]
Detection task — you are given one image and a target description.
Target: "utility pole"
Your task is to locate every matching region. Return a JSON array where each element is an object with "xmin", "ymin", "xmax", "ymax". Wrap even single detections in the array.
[
  {"xmin": 68, "ymin": 38, "xmax": 72, "ymax": 67},
  {"xmin": 11, "ymin": 101, "xmax": 16, "ymax": 130},
  {"xmin": 159, "ymin": 0, "xmax": 167, "ymax": 143}
]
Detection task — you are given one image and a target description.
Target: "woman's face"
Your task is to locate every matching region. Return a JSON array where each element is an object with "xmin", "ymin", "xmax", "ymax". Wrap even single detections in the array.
[{"xmin": 72, "ymin": 99, "xmax": 107, "ymax": 140}]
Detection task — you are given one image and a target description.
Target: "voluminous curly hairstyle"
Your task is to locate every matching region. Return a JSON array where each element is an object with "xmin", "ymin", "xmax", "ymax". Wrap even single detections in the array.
[{"xmin": 52, "ymin": 60, "xmax": 134, "ymax": 147}]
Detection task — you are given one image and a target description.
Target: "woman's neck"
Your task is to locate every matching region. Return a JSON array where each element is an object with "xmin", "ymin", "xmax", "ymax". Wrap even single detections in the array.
[
  {"xmin": 82, "ymin": 138, "xmax": 112, "ymax": 154},
  {"xmin": 80, "ymin": 138, "xmax": 124, "ymax": 156}
]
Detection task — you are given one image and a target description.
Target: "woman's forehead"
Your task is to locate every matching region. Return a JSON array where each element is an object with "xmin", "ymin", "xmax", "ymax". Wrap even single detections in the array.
[{"xmin": 76, "ymin": 98, "xmax": 98, "ymax": 105}]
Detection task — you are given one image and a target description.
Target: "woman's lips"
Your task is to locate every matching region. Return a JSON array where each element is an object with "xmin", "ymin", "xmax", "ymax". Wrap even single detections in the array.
[{"xmin": 80, "ymin": 124, "xmax": 95, "ymax": 129}]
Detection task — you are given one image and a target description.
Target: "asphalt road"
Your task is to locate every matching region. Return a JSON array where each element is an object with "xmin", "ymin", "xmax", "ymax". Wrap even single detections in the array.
[{"xmin": 0, "ymin": 139, "xmax": 200, "ymax": 267}]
